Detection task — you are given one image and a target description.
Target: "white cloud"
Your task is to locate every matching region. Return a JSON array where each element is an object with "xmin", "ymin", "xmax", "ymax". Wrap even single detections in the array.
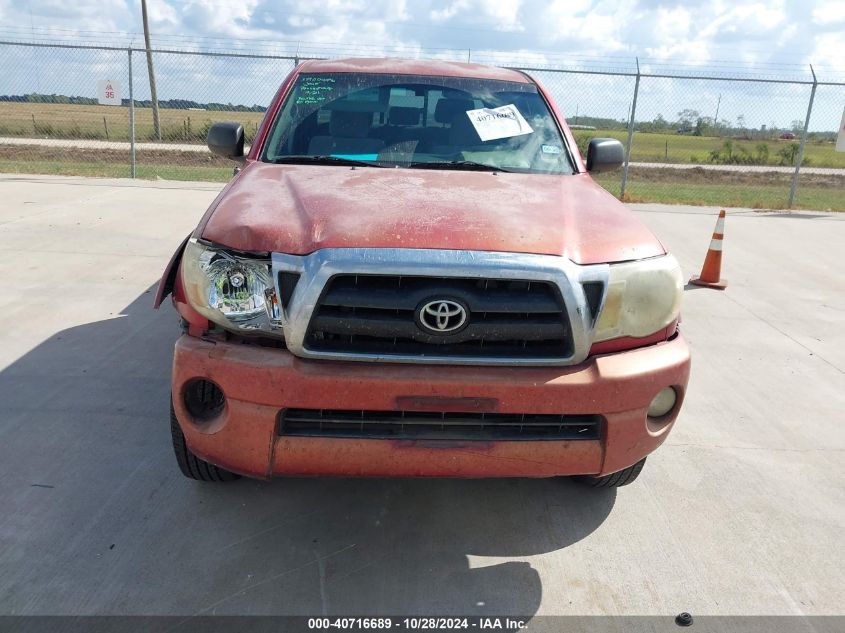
[
  {"xmin": 639, "ymin": 6, "xmax": 711, "ymax": 63},
  {"xmin": 0, "ymin": 0, "xmax": 131, "ymax": 35},
  {"xmin": 148, "ymin": 1, "xmax": 180, "ymax": 28},
  {"xmin": 0, "ymin": 0, "xmax": 840, "ymax": 72},
  {"xmin": 700, "ymin": 1, "xmax": 786, "ymax": 37},
  {"xmin": 811, "ymin": 0, "xmax": 845, "ymax": 24},
  {"xmin": 288, "ymin": 15, "xmax": 318, "ymax": 29},
  {"xmin": 431, "ymin": 0, "xmax": 523, "ymax": 31},
  {"xmin": 430, "ymin": 1, "xmax": 472, "ymax": 22},
  {"xmin": 178, "ymin": 0, "xmax": 262, "ymax": 37},
  {"xmin": 810, "ymin": 32, "xmax": 845, "ymax": 68},
  {"xmin": 482, "ymin": 0, "xmax": 523, "ymax": 31},
  {"xmin": 535, "ymin": 1, "xmax": 633, "ymax": 54}
]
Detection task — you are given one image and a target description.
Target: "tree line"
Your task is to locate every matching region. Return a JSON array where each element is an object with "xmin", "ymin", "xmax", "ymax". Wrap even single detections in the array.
[
  {"xmin": 0, "ymin": 93, "xmax": 266, "ymax": 112},
  {"xmin": 571, "ymin": 109, "xmax": 836, "ymax": 141}
]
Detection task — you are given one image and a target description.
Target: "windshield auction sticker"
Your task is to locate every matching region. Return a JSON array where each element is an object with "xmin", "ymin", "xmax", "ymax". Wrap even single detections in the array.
[{"xmin": 465, "ymin": 104, "xmax": 534, "ymax": 141}]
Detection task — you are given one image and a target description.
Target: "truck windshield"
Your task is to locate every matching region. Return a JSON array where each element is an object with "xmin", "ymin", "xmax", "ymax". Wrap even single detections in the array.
[{"xmin": 261, "ymin": 72, "xmax": 575, "ymax": 174}]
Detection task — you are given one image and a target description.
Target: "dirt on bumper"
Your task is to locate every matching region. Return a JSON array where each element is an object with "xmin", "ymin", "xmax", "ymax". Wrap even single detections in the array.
[{"xmin": 171, "ymin": 333, "xmax": 691, "ymax": 479}]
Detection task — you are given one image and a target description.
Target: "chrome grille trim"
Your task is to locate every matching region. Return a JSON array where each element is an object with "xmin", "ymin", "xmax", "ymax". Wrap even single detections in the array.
[{"xmin": 271, "ymin": 248, "xmax": 609, "ymax": 366}]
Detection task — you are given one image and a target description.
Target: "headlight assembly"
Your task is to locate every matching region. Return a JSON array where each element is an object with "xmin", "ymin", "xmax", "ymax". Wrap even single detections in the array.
[
  {"xmin": 181, "ymin": 239, "xmax": 282, "ymax": 334},
  {"xmin": 593, "ymin": 254, "xmax": 683, "ymax": 342}
]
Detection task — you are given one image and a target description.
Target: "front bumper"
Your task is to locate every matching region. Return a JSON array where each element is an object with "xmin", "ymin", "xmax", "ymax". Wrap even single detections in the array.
[{"xmin": 171, "ymin": 333, "xmax": 691, "ymax": 479}]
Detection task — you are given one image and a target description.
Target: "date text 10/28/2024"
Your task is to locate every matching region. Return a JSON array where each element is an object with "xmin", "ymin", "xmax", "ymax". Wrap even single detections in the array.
[{"xmin": 308, "ymin": 617, "xmax": 529, "ymax": 630}]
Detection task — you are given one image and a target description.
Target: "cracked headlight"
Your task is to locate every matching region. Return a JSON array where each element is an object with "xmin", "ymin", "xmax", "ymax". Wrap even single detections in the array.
[
  {"xmin": 181, "ymin": 238, "xmax": 281, "ymax": 333},
  {"xmin": 593, "ymin": 254, "xmax": 683, "ymax": 342}
]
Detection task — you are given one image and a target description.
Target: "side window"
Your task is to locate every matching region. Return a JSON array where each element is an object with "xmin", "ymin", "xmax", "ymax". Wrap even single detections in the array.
[{"xmin": 388, "ymin": 87, "xmax": 421, "ymax": 108}]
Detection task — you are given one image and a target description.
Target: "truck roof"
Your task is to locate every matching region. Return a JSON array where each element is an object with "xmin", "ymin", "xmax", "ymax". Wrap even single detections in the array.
[{"xmin": 296, "ymin": 57, "xmax": 532, "ymax": 83}]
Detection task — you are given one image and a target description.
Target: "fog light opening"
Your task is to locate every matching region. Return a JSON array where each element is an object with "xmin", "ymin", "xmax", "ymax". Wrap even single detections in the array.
[
  {"xmin": 183, "ymin": 379, "xmax": 226, "ymax": 422},
  {"xmin": 648, "ymin": 387, "xmax": 677, "ymax": 419}
]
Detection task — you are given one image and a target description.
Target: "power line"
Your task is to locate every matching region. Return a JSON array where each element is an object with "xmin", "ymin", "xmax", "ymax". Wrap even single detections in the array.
[
  {"xmin": 0, "ymin": 26, "xmax": 842, "ymax": 81},
  {"xmin": 0, "ymin": 25, "xmax": 839, "ymax": 69}
]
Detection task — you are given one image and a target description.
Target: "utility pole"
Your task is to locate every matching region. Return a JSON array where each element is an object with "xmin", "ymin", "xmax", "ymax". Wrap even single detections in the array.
[
  {"xmin": 620, "ymin": 57, "xmax": 640, "ymax": 198},
  {"xmin": 713, "ymin": 93, "xmax": 721, "ymax": 134},
  {"xmin": 788, "ymin": 65, "xmax": 817, "ymax": 208},
  {"xmin": 141, "ymin": 0, "xmax": 161, "ymax": 140}
]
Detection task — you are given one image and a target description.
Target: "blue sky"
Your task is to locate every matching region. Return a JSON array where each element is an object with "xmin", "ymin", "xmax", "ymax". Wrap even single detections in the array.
[
  {"xmin": 0, "ymin": 1, "xmax": 843, "ymax": 130},
  {"xmin": 1, "ymin": 0, "xmax": 842, "ymax": 70}
]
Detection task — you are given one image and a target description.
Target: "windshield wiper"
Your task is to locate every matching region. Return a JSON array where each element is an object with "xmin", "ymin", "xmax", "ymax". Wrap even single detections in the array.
[
  {"xmin": 407, "ymin": 160, "xmax": 510, "ymax": 173},
  {"xmin": 270, "ymin": 155, "xmax": 384, "ymax": 167}
]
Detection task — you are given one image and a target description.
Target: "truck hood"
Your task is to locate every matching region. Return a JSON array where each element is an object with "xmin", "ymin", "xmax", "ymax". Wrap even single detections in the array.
[{"xmin": 199, "ymin": 162, "xmax": 665, "ymax": 265}]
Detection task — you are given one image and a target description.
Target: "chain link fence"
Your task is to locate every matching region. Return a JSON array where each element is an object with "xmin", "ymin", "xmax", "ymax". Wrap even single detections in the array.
[
  {"xmin": 0, "ymin": 39, "xmax": 843, "ymax": 210},
  {"xmin": 794, "ymin": 81, "xmax": 845, "ymax": 211}
]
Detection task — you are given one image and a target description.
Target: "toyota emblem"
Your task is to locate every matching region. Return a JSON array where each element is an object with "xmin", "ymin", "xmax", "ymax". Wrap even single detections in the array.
[{"xmin": 417, "ymin": 299, "xmax": 468, "ymax": 334}]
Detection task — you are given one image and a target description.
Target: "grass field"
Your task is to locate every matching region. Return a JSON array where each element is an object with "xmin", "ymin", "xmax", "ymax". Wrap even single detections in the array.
[
  {"xmin": 593, "ymin": 169, "xmax": 844, "ymax": 211},
  {"xmin": 0, "ymin": 158, "xmax": 233, "ymax": 182},
  {"xmin": 1, "ymin": 145, "xmax": 842, "ymax": 211},
  {"xmin": 0, "ymin": 102, "xmax": 265, "ymax": 143},
  {"xmin": 572, "ymin": 129, "xmax": 845, "ymax": 169},
  {"xmin": 0, "ymin": 146, "xmax": 234, "ymax": 181},
  {"xmin": 1, "ymin": 103, "xmax": 844, "ymax": 169}
]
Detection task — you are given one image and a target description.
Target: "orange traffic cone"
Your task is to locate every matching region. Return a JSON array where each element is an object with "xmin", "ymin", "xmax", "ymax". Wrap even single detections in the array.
[{"xmin": 690, "ymin": 210, "xmax": 727, "ymax": 289}]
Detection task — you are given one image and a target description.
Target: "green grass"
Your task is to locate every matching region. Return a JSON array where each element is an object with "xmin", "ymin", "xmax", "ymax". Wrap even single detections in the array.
[
  {"xmin": 1, "ymin": 158, "xmax": 842, "ymax": 211},
  {"xmin": 0, "ymin": 102, "xmax": 264, "ymax": 143},
  {"xmin": 574, "ymin": 129, "xmax": 845, "ymax": 169},
  {"xmin": 592, "ymin": 174, "xmax": 844, "ymax": 211},
  {"xmin": 0, "ymin": 159, "xmax": 233, "ymax": 182}
]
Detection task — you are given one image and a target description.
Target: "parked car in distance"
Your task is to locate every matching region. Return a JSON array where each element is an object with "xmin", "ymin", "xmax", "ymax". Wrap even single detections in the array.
[
  {"xmin": 779, "ymin": 131, "xmax": 797, "ymax": 139},
  {"xmin": 156, "ymin": 58, "xmax": 690, "ymax": 487}
]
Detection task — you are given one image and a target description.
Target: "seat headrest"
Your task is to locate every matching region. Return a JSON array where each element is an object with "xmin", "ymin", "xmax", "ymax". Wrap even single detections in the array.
[
  {"xmin": 388, "ymin": 106, "xmax": 422, "ymax": 126},
  {"xmin": 434, "ymin": 98, "xmax": 474, "ymax": 124},
  {"xmin": 330, "ymin": 110, "xmax": 372, "ymax": 138},
  {"xmin": 449, "ymin": 112, "xmax": 483, "ymax": 146}
]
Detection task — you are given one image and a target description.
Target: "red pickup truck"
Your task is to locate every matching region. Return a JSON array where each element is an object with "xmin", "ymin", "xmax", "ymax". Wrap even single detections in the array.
[{"xmin": 155, "ymin": 58, "xmax": 690, "ymax": 487}]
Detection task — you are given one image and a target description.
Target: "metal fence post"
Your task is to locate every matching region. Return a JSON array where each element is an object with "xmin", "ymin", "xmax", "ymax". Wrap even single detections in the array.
[
  {"xmin": 788, "ymin": 65, "xmax": 817, "ymax": 208},
  {"xmin": 620, "ymin": 58, "xmax": 640, "ymax": 198},
  {"xmin": 128, "ymin": 48, "xmax": 136, "ymax": 179}
]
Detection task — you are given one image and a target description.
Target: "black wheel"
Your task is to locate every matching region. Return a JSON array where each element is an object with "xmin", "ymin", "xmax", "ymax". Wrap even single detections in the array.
[
  {"xmin": 575, "ymin": 457, "xmax": 646, "ymax": 488},
  {"xmin": 170, "ymin": 401, "xmax": 239, "ymax": 482}
]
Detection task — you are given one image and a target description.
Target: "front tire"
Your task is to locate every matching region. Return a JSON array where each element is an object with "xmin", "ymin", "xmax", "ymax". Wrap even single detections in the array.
[
  {"xmin": 170, "ymin": 402, "xmax": 239, "ymax": 482},
  {"xmin": 575, "ymin": 458, "xmax": 646, "ymax": 488}
]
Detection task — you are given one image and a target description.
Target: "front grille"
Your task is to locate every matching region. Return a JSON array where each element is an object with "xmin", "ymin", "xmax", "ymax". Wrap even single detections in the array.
[
  {"xmin": 305, "ymin": 275, "xmax": 572, "ymax": 359},
  {"xmin": 280, "ymin": 409, "xmax": 601, "ymax": 441}
]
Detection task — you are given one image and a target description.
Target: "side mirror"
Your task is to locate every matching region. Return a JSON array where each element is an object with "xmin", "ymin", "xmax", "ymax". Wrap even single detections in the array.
[
  {"xmin": 586, "ymin": 138, "xmax": 624, "ymax": 173},
  {"xmin": 207, "ymin": 122, "xmax": 245, "ymax": 162}
]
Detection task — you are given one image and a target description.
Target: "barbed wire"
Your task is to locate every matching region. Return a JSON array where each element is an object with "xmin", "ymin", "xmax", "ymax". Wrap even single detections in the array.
[{"xmin": 0, "ymin": 26, "xmax": 843, "ymax": 83}]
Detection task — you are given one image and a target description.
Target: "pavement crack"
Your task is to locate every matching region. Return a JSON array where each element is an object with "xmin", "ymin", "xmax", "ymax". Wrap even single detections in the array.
[
  {"xmin": 219, "ymin": 508, "xmax": 327, "ymax": 551},
  {"xmin": 316, "ymin": 548, "xmax": 329, "ymax": 616},
  {"xmin": 169, "ymin": 543, "xmax": 356, "ymax": 626},
  {"xmin": 722, "ymin": 293, "xmax": 845, "ymax": 376}
]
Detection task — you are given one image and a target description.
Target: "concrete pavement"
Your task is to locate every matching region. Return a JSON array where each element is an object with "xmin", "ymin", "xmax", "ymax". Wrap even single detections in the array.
[{"xmin": 0, "ymin": 174, "xmax": 843, "ymax": 617}]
